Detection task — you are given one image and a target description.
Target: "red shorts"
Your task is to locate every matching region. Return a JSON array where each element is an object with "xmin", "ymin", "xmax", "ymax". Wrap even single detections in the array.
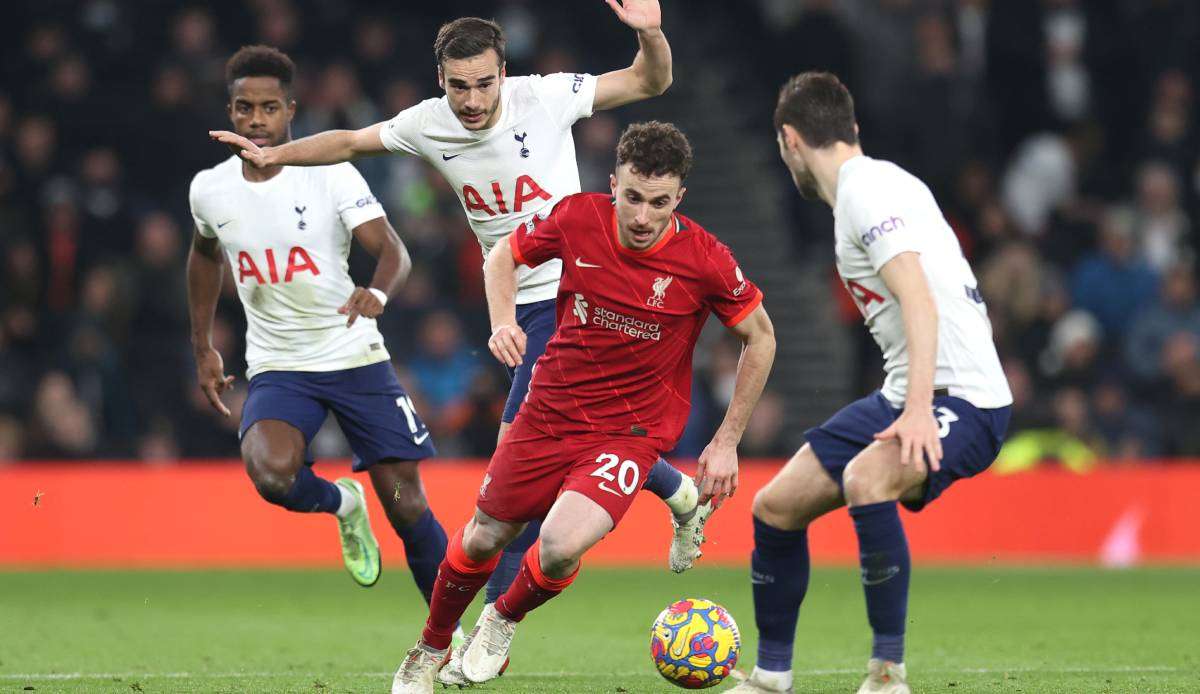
[{"xmin": 476, "ymin": 415, "xmax": 662, "ymax": 526}]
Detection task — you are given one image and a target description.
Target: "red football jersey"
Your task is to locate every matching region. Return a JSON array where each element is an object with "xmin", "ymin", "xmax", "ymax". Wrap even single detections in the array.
[{"xmin": 509, "ymin": 192, "xmax": 763, "ymax": 449}]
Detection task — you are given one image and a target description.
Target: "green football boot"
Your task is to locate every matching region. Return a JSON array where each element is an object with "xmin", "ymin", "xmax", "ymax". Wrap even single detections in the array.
[{"xmin": 334, "ymin": 477, "xmax": 381, "ymax": 587}]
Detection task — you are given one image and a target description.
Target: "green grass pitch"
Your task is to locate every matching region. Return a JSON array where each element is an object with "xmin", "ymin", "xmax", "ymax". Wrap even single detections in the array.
[{"xmin": 2, "ymin": 566, "xmax": 1197, "ymax": 692}]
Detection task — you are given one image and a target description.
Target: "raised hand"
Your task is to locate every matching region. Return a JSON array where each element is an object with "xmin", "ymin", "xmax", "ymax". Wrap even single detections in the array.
[
  {"xmin": 605, "ymin": 0, "xmax": 662, "ymax": 32},
  {"xmin": 488, "ymin": 324, "xmax": 527, "ymax": 368},
  {"xmin": 195, "ymin": 347, "xmax": 235, "ymax": 417},
  {"xmin": 338, "ymin": 287, "xmax": 385, "ymax": 328},
  {"xmin": 209, "ymin": 130, "xmax": 271, "ymax": 168}
]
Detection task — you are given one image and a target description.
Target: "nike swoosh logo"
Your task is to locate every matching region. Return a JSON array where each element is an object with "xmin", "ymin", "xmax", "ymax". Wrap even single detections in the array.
[
  {"xmin": 597, "ymin": 481, "xmax": 623, "ymax": 497},
  {"xmin": 217, "ymin": 220, "xmax": 233, "ymax": 228},
  {"xmin": 575, "ymin": 258, "xmax": 602, "ymax": 269},
  {"xmin": 862, "ymin": 567, "xmax": 900, "ymax": 586},
  {"xmin": 441, "ymin": 153, "xmax": 462, "ymax": 161},
  {"xmin": 413, "ymin": 431, "xmax": 431, "ymax": 445}
]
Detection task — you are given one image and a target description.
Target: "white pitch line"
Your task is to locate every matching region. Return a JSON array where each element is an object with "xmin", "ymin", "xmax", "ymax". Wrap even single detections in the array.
[{"xmin": 0, "ymin": 665, "xmax": 1185, "ymax": 680}]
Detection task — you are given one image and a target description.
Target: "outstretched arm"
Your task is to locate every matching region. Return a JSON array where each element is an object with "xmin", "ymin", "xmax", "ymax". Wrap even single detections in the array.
[
  {"xmin": 340, "ymin": 217, "xmax": 411, "ymax": 328},
  {"xmin": 695, "ymin": 305, "xmax": 776, "ymax": 505},
  {"xmin": 594, "ymin": 0, "xmax": 673, "ymax": 110},
  {"xmin": 187, "ymin": 230, "xmax": 235, "ymax": 416},
  {"xmin": 209, "ymin": 122, "xmax": 389, "ymax": 169}
]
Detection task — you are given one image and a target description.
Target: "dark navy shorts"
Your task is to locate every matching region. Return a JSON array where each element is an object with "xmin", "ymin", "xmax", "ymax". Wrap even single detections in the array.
[
  {"xmin": 804, "ymin": 390, "xmax": 1011, "ymax": 511},
  {"xmin": 502, "ymin": 298, "xmax": 557, "ymax": 423},
  {"xmin": 240, "ymin": 360, "xmax": 436, "ymax": 472}
]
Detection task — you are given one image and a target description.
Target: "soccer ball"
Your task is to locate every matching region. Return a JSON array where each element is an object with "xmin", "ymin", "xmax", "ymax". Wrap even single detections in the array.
[{"xmin": 649, "ymin": 598, "xmax": 741, "ymax": 689}]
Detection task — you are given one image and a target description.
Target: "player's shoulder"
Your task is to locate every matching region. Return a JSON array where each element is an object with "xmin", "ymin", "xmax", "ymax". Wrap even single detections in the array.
[
  {"xmin": 189, "ymin": 156, "xmax": 240, "ymax": 202},
  {"xmin": 840, "ymin": 156, "xmax": 922, "ymax": 203},
  {"xmin": 550, "ymin": 191, "xmax": 608, "ymax": 219},
  {"xmin": 386, "ymin": 96, "xmax": 448, "ymax": 136}
]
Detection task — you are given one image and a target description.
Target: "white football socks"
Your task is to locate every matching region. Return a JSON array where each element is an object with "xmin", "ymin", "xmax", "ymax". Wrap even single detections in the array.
[
  {"xmin": 665, "ymin": 474, "xmax": 699, "ymax": 517},
  {"xmin": 751, "ymin": 666, "xmax": 793, "ymax": 692},
  {"xmin": 335, "ymin": 484, "xmax": 360, "ymax": 519}
]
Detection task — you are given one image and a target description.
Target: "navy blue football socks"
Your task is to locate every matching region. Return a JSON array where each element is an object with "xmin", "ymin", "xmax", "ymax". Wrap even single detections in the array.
[
  {"xmin": 485, "ymin": 518, "xmax": 542, "ymax": 603},
  {"xmin": 751, "ymin": 516, "xmax": 810, "ymax": 672},
  {"xmin": 278, "ymin": 465, "xmax": 341, "ymax": 513},
  {"xmin": 396, "ymin": 507, "xmax": 448, "ymax": 605},
  {"xmin": 643, "ymin": 457, "xmax": 684, "ymax": 499},
  {"xmin": 849, "ymin": 500, "xmax": 910, "ymax": 664}
]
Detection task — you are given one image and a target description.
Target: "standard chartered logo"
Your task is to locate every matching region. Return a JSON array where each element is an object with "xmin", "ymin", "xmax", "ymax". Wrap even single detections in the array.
[{"xmin": 572, "ymin": 293, "xmax": 662, "ymax": 341}]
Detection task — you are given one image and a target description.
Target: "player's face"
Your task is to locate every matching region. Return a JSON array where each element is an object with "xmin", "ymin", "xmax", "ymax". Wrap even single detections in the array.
[
  {"xmin": 438, "ymin": 49, "xmax": 505, "ymax": 131},
  {"xmin": 227, "ymin": 76, "xmax": 295, "ymax": 148},
  {"xmin": 777, "ymin": 128, "xmax": 820, "ymax": 200},
  {"xmin": 611, "ymin": 164, "xmax": 685, "ymax": 251}
]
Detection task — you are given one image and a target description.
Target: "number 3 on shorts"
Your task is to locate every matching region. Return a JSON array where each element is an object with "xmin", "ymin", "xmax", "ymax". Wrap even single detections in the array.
[
  {"xmin": 934, "ymin": 406, "xmax": 959, "ymax": 438},
  {"xmin": 590, "ymin": 453, "xmax": 640, "ymax": 497}
]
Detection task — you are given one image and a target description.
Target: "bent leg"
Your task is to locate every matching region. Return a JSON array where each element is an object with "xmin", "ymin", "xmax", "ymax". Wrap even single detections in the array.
[
  {"xmin": 842, "ymin": 440, "xmax": 928, "ymax": 666},
  {"xmin": 747, "ymin": 445, "xmax": 844, "ymax": 678},
  {"xmin": 494, "ymin": 490, "xmax": 610, "ymax": 623},
  {"xmin": 369, "ymin": 461, "xmax": 447, "ymax": 605},
  {"xmin": 241, "ymin": 420, "xmax": 341, "ymax": 513}
]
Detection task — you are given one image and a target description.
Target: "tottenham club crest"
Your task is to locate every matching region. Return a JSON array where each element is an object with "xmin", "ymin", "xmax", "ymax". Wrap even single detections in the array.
[
  {"xmin": 514, "ymin": 130, "xmax": 530, "ymax": 158},
  {"xmin": 647, "ymin": 276, "xmax": 673, "ymax": 308},
  {"xmin": 294, "ymin": 204, "xmax": 307, "ymax": 230}
]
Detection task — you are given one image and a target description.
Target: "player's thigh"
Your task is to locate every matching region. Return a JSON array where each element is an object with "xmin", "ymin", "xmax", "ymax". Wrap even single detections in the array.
[
  {"xmin": 841, "ymin": 439, "xmax": 930, "ymax": 507},
  {"xmin": 239, "ymin": 374, "xmax": 326, "ymax": 475},
  {"xmin": 325, "ymin": 361, "xmax": 436, "ymax": 472},
  {"xmin": 561, "ymin": 435, "xmax": 660, "ymax": 529},
  {"xmin": 539, "ymin": 490, "xmax": 614, "ymax": 566},
  {"xmin": 751, "ymin": 444, "xmax": 845, "ymax": 530}
]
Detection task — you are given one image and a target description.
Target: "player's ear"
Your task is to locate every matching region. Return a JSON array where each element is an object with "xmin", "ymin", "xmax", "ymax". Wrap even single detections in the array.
[
  {"xmin": 437, "ymin": 65, "xmax": 445, "ymax": 90},
  {"xmin": 225, "ymin": 102, "xmax": 233, "ymax": 125},
  {"xmin": 781, "ymin": 124, "xmax": 802, "ymax": 152},
  {"xmin": 286, "ymin": 99, "xmax": 297, "ymax": 122},
  {"xmin": 675, "ymin": 186, "xmax": 687, "ymax": 206},
  {"xmin": 610, "ymin": 173, "xmax": 618, "ymax": 198},
  {"xmin": 500, "ymin": 62, "xmax": 506, "ymax": 79}
]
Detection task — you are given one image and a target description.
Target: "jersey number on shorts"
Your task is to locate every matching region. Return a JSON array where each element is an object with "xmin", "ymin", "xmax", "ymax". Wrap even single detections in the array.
[
  {"xmin": 590, "ymin": 453, "xmax": 640, "ymax": 497},
  {"xmin": 395, "ymin": 396, "xmax": 422, "ymax": 433},
  {"xmin": 934, "ymin": 406, "xmax": 959, "ymax": 439}
]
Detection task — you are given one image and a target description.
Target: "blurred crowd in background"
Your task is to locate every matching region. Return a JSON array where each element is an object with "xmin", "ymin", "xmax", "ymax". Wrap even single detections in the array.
[{"xmin": 2, "ymin": 0, "xmax": 1199, "ymax": 464}]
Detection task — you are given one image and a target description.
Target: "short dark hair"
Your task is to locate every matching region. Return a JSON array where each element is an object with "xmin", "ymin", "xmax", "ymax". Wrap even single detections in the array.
[
  {"xmin": 225, "ymin": 45, "xmax": 295, "ymax": 95},
  {"xmin": 616, "ymin": 121, "xmax": 693, "ymax": 181},
  {"xmin": 774, "ymin": 71, "xmax": 858, "ymax": 148},
  {"xmin": 434, "ymin": 17, "xmax": 505, "ymax": 66}
]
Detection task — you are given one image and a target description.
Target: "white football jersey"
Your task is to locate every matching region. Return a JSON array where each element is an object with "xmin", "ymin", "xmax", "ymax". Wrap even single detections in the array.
[
  {"xmin": 379, "ymin": 73, "xmax": 598, "ymax": 304},
  {"xmin": 833, "ymin": 156, "xmax": 1012, "ymax": 409},
  {"xmin": 189, "ymin": 156, "xmax": 390, "ymax": 378}
]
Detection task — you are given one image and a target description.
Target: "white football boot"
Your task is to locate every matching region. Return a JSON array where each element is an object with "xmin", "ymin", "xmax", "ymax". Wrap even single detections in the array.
[
  {"xmin": 668, "ymin": 477, "xmax": 712, "ymax": 573},
  {"xmin": 390, "ymin": 642, "xmax": 448, "ymax": 694},
  {"xmin": 436, "ymin": 625, "xmax": 474, "ymax": 687},
  {"xmin": 460, "ymin": 603, "xmax": 517, "ymax": 683},
  {"xmin": 856, "ymin": 658, "xmax": 910, "ymax": 694},
  {"xmin": 726, "ymin": 667, "xmax": 794, "ymax": 693}
]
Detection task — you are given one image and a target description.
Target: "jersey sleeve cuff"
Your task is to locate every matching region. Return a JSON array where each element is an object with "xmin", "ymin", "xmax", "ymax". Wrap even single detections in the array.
[
  {"xmin": 342, "ymin": 207, "xmax": 386, "ymax": 231},
  {"xmin": 722, "ymin": 288, "xmax": 763, "ymax": 327},
  {"xmin": 509, "ymin": 229, "xmax": 530, "ymax": 266}
]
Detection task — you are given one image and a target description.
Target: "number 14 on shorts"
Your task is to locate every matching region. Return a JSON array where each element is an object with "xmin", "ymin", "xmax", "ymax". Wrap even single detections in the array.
[{"xmin": 590, "ymin": 453, "xmax": 640, "ymax": 497}]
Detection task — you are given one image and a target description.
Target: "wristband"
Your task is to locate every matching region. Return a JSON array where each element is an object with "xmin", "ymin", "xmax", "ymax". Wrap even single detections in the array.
[{"xmin": 368, "ymin": 288, "xmax": 388, "ymax": 307}]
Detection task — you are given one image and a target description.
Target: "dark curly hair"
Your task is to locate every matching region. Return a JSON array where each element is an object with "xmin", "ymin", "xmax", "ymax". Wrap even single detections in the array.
[
  {"xmin": 774, "ymin": 71, "xmax": 858, "ymax": 148},
  {"xmin": 225, "ymin": 45, "xmax": 295, "ymax": 96},
  {"xmin": 615, "ymin": 121, "xmax": 693, "ymax": 181},
  {"xmin": 434, "ymin": 17, "xmax": 506, "ymax": 67}
]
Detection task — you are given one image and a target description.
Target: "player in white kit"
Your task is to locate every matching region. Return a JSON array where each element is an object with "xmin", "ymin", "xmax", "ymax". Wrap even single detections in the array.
[
  {"xmin": 189, "ymin": 47, "xmax": 450, "ymax": 610},
  {"xmin": 730, "ymin": 73, "xmax": 1013, "ymax": 694},
  {"xmin": 209, "ymin": 5, "xmax": 712, "ymax": 685}
]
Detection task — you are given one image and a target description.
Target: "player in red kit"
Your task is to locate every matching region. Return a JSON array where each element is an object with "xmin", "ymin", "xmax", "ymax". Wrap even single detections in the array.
[{"xmin": 389, "ymin": 121, "xmax": 776, "ymax": 692}]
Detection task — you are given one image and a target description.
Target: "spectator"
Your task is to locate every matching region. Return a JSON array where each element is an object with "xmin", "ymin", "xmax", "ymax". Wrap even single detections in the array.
[
  {"xmin": 1125, "ymin": 261, "xmax": 1200, "ymax": 383},
  {"xmin": 1069, "ymin": 207, "xmax": 1158, "ymax": 338}
]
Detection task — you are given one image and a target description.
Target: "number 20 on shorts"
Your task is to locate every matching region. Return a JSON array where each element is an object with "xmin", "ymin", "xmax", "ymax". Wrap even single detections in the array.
[{"xmin": 590, "ymin": 453, "xmax": 640, "ymax": 497}]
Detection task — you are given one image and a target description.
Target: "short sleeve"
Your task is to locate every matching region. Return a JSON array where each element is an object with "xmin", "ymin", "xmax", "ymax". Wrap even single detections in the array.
[
  {"xmin": 188, "ymin": 173, "xmax": 217, "ymax": 238},
  {"xmin": 379, "ymin": 102, "xmax": 425, "ymax": 156},
  {"xmin": 326, "ymin": 163, "xmax": 385, "ymax": 231},
  {"xmin": 528, "ymin": 73, "xmax": 598, "ymax": 129},
  {"xmin": 702, "ymin": 237, "xmax": 763, "ymax": 327},
  {"xmin": 844, "ymin": 183, "xmax": 921, "ymax": 273},
  {"xmin": 509, "ymin": 197, "xmax": 572, "ymax": 268}
]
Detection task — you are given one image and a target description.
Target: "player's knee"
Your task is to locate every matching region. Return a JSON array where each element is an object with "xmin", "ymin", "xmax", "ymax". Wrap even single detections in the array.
[
  {"xmin": 382, "ymin": 463, "xmax": 428, "ymax": 526},
  {"xmin": 244, "ymin": 454, "xmax": 299, "ymax": 505},
  {"xmin": 751, "ymin": 485, "xmax": 794, "ymax": 529},
  {"xmin": 842, "ymin": 459, "xmax": 898, "ymax": 506},
  {"xmin": 463, "ymin": 513, "xmax": 516, "ymax": 561},
  {"xmin": 537, "ymin": 531, "xmax": 582, "ymax": 578}
]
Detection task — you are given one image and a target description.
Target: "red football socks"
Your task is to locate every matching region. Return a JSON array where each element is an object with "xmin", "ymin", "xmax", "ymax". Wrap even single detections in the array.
[
  {"xmin": 421, "ymin": 527, "xmax": 501, "ymax": 649},
  {"xmin": 494, "ymin": 543, "xmax": 579, "ymax": 622}
]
